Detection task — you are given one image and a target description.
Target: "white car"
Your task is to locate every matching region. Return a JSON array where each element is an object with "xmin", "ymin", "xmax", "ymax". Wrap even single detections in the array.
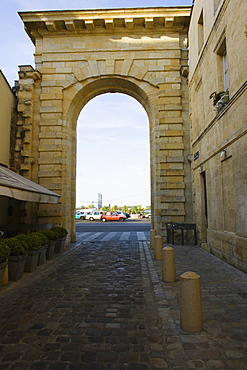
[
  {"xmin": 86, "ymin": 211, "xmax": 104, "ymax": 221},
  {"xmin": 140, "ymin": 210, "xmax": 151, "ymax": 219}
]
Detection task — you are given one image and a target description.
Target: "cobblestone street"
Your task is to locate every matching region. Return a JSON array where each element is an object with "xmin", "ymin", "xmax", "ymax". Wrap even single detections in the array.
[{"xmin": 0, "ymin": 240, "xmax": 246, "ymax": 369}]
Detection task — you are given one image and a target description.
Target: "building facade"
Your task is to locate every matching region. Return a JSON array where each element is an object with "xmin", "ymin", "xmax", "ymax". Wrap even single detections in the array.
[
  {"xmin": 0, "ymin": 71, "xmax": 17, "ymax": 225},
  {"xmin": 17, "ymin": 7, "xmax": 192, "ymax": 242},
  {"xmin": 188, "ymin": 0, "xmax": 247, "ymax": 272}
]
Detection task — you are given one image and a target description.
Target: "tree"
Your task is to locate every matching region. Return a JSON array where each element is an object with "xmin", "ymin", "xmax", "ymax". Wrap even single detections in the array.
[
  {"xmin": 123, "ymin": 205, "xmax": 130, "ymax": 213},
  {"xmin": 132, "ymin": 205, "xmax": 144, "ymax": 214}
]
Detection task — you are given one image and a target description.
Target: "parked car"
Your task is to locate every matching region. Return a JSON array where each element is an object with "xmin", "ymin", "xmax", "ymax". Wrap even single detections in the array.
[
  {"xmin": 101, "ymin": 212, "xmax": 126, "ymax": 222},
  {"xmin": 117, "ymin": 211, "xmax": 131, "ymax": 219},
  {"xmin": 86, "ymin": 211, "xmax": 104, "ymax": 221},
  {"xmin": 140, "ymin": 210, "xmax": 151, "ymax": 219},
  {"xmin": 75, "ymin": 211, "xmax": 86, "ymax": 220}
]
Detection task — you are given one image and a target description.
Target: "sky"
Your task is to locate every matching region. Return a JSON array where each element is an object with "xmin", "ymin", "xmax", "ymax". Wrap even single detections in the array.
[{"xmin": 1, "ymin": 0, "xmax": 192, "ymax": 208}]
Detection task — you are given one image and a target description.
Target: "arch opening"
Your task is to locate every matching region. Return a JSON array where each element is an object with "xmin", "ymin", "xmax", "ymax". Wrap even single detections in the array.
[
  {"xmin": 64, "ymin": 76, "xmax": 156, "ymax": 240},
  {"xmin": 67, "ymin": 77, "xmax": 155, "ymax": 127},
  {"xmin": 76, "ymin": 92, "xmax": 150, "ymax": 212}
]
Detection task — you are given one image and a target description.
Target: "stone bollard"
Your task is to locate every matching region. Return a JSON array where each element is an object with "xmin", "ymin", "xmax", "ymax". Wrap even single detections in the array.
[
  {"xmin": 150, "ymin": 229, "xmax": 156, "ymax": 249},
  {"xmin": 180, "ymin": 271, "xmax": 203, "ymax": 332},
  {"xmin": 154, "ymin": 235, "xmax": 163, "ymax": 260},
  {"xmin": 162, "ymin": 246, "xmax": 176, "ymax": 282}
]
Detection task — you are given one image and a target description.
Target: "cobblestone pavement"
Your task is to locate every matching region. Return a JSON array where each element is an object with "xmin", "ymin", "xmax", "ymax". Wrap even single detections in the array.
[{"xmin": 0, "ymin": 240, "xmax": 246, "ymax": 369}]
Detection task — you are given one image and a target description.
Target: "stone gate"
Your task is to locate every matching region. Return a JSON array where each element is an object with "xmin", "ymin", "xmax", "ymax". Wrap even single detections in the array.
[{"xmin": 16, "ymin": 7, "xmax": 192, "ymax": 242}]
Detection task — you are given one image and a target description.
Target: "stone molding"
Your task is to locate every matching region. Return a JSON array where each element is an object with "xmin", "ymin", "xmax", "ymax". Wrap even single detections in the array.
[
  {"xmin": 19, "ymin": 7, "xmax": 191, "ymax": 43},
  {"xmin": 15, "ymin": 66, "xmax": 41, "ymax": 174}
]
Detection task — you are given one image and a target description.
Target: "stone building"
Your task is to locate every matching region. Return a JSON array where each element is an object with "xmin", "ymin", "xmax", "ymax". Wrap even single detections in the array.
[
  {"xmin": 0, "ymin": 71, "xmax": 17, "ymax": 225},
  {"xmin": 188, "ymin": 0, "xmax": 247, "ymax": 272},
  {"xmin": 0, "ymin": 70, "xmax": 60, "ymax": 235},
  {"xmin": 17, "ymin": 7, "xmax": 192, "ymax": 242}
]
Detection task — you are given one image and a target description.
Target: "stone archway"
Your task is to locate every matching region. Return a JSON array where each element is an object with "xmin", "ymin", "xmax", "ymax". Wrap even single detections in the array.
[{"xmin": 17, "ymin": 7, "xmax": 192, "ymax": 242}]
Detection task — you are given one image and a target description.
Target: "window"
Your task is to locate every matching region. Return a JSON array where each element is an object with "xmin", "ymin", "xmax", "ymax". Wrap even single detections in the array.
[
  {"xmin": 214, "ymin": 30, "xmax": 230, "ymax": 92},
  {"xmin": 198, "ymin": 10, "xmax": 204, "ymax": 54},
  {"xmin": 216, "ymin": 38, "xmax": 229, "ymax": 92},
  {"xmin": 223, "ymin": 50, "xmax": 229, "ymax": 91}
]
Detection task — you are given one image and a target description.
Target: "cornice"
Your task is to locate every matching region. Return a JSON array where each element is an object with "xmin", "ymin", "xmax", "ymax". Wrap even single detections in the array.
[{"xmin": 18, "ymin": 7, "xmax": 191, "ymax": 44}]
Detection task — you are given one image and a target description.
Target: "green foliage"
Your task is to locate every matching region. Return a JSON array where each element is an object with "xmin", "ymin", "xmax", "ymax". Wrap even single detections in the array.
[
  {"xmin": 36, "ymin": 232, "xmax": 49, "ymax": 246},
  {"xmin": 25, "ymin": 233, "xmax": 43, "ymax": 250},
  {"xmin": 132, "ymin": 205, "xmax": 145, "ymax": 214},
  {"xmin": 40, "ymin": 229, "xmax": 58, "ymax": 243},
  {"xmin": 1, "ymin": 226, "xmax": 67, "ymax": 257},
  {"xmin": 11, "ymin": 234, "xmax": 30, "ymax": 249},
  {"xmin": 4, "ymin": 236, "xmax": 28, "ymax": 256},
  {"xmin": 123, "ymin": 205, "xmax": 130, "ymax": 213},
  {"xmin": 51, "ymin": 226, "xmax": 68, "ymax": 238},
  {"xmin": 0, "ymin": 241, "xmax": 10, "ymax": 263}
]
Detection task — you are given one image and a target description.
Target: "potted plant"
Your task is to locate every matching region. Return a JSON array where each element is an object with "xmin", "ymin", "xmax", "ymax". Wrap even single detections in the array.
[
  {"xmin": 0, "ymin": 241, "xmax": 10, "ymax": 289},
  {"xmin": 36, "ymin": 232, "xmax": 49, "ymax": 266},
  {"xmin": 51, "ymin": 226, "xmax": 68, "ymax": 253},
  {"xmin": 22, "ymin": 233, "xmax": 44, "ymax": 273},
  {"xmin": 4, "ymin": 236, "xmax": 28, "ymax": 281},
  {"xmin": 40, "ymin": 229, "xmax": 58, "ymax": 260}
]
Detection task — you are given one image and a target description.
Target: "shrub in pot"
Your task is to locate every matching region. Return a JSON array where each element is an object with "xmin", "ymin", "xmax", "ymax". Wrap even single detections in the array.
[
  {"xmin": 40, "ymin": 228, "xmax": 58, "ymax": 243},
  {"xmin": 23, "ymin": 233, "xmax": 45, "ymax": 272},
  {"xmin": 35, "ymin": 232, "xmax": 49, "ymax": 266},
  {"xmin": 51, "ymin": 226, "xmax": 68, "ymax": 253},
  {"xmin": 36, "ymin": 232, "xmax": 49, "ymax": 247},
  {"xmin": 25, "ymin": 233, "xmax": 44, "ymax": 250},
  {"xmin": 40, "ymin": 229, "xmax": 57, "ymax": 260},
  {"xmin": 0, "ymin": 241, "xmax": 10, "ymax": 263},
  {"xmin": 51, "ymin": 226, "xmax": 68, "ymax": 238},
  {"xmin": 4, "ymin": 235, "xmax": 29, "ymax": 257},
  {"xmin": 4, "ymin": 236, "xmax": 28, "ymax": 281}
]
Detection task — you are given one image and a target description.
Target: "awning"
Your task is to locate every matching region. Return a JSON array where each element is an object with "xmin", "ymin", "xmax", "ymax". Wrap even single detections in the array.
[{"xmin": 0, "ymin": 166, "xmax": 60, "ymax": 204}]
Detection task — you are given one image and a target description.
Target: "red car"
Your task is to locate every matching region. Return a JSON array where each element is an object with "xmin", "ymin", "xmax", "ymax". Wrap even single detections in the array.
[{"xmin": 101, "ymin": 212, "xmax": 126, "ymax": 222}]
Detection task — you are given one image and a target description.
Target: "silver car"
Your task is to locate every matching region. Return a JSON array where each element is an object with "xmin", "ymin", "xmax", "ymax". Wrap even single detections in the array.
[{"xmin": 86, "ymin": 211, "xmax": 104, "ymax": 221}]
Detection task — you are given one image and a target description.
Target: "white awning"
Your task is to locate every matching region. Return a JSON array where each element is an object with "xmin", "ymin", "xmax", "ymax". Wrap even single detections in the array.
[{"xmin": 0, "ymin": 166, "xmax": 60, "ymax": 204}]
